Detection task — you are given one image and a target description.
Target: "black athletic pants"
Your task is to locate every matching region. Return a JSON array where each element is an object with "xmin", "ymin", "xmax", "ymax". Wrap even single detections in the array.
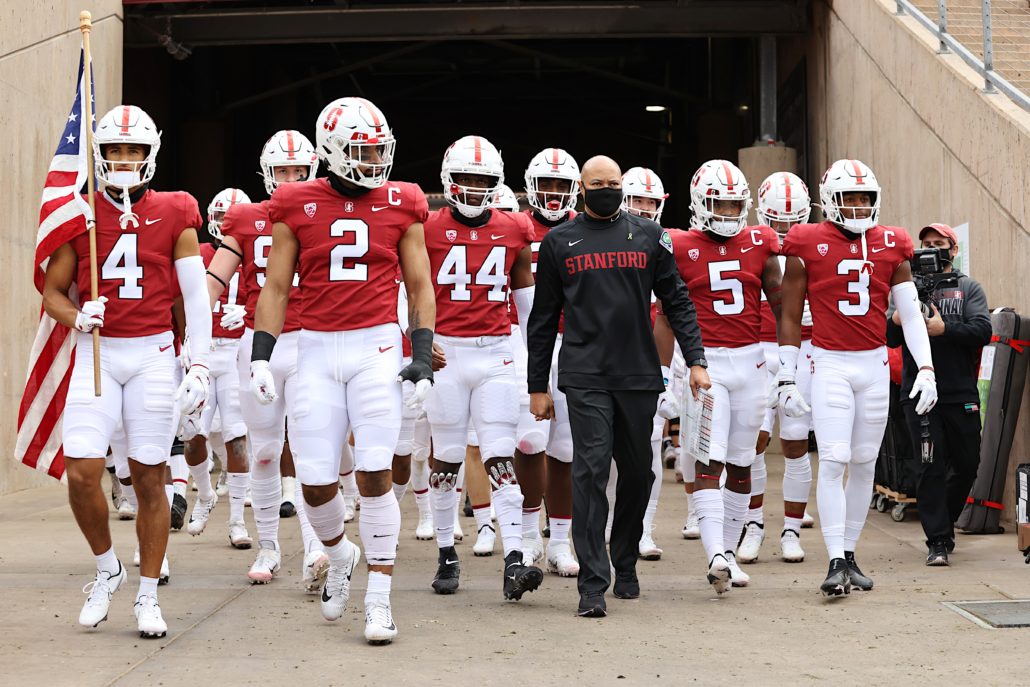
[
  {"xmin": 564, "ymin": 387, "xmax": 658, "ymax": 597},
  {"xmin": 903, "ymin": 401, "xmax": 982, "ymax": 547}
]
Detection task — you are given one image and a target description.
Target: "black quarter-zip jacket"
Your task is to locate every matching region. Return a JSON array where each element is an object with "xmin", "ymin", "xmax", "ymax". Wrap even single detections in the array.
[{"xmin": 527, "ymin": 210, "xmax": 705, "ymax": 393}]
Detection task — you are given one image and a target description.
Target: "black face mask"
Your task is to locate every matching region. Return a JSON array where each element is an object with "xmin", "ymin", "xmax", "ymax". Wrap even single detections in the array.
[{"xmin": 583, "ymin": 187, "xmax": 623, "ymax": 218}]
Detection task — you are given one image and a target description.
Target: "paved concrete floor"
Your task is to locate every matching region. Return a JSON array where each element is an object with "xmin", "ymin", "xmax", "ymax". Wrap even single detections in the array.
[{"xmin": 1, "ymin": 457, "xmax": 1028, "ymax": 686}]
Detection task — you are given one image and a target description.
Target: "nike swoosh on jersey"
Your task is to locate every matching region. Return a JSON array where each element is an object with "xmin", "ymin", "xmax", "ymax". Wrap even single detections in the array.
[
  {"xmin": 756, "ymin": 360, "xmax": 766, "ymax": 368},
  {"xmin": 379, "ymin": 346, "xmax": 394, "ymax": 353},
  {"xmin": 491, "ymin": 234, "xmax": 505, "ymax": 240},
  {"xmin": 159, "ymin": 345, "xmax": 172, "ymax": 352},
  {"xmin": 740, "ymin": 246, "xmax": 755, "ymax": 253},
  {"xmin": 871, "ymin": 247, "xmax": 887, "ymax": 253},
  {"xmin": 569, "ymin": 239, "xmax": 584, "ymax": 246},
  {"xmin": 145, "ymin": 218, "xmax": 162, "ymax": 225},
  {"xmin": 502, "ymin": 359, "xmax": 513, "ymax": 365},
  {"xmin": 372, "ymin": 206, "xmax": 389, "ymax": 212}
]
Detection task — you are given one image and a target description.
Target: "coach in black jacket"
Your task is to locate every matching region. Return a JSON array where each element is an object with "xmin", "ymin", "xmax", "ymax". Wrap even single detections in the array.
[{"xmin": 527, "ymin": 155, "xmax": 710, "ymax": 617}]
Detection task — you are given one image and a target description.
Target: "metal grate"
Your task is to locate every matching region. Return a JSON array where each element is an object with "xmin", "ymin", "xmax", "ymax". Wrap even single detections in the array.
[{"xmin": 943, "ymin": 599, "xmax": 1030, "ymax": 628}]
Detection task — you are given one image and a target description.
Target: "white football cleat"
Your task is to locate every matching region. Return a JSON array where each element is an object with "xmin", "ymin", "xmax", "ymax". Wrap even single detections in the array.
[
  {"xmin": 186, "ymin": 494, "xmax": 218, "ymax": 536},
  {"xmin": 638, "ymin": 526, "xmax": 663, "ymax": 561},
  {"xmin": 343, "ymin": 493, "xmax": 357, "ymax": 523},
  {"xmin": 802, "ymin": 510, "xmax": 815, "ymax": 528},
  {"xmin": 364, "ymin": 601, "xmax": 398, "ymax": 645},
  {"xmin": 321, "ymin": 538, "xmax": 361, "ymax": 621},
  {"xmin": 780, "ymin": 529, "xmax": 805, "ymax": 562},
  {"xmin": 725, "ymin": 551, "xmax": 750, "ymax": 587},
  {"xmin": 228, "ymin": 519, "xmax": 253, "ymax": 549},
  {"xmin": 473, "ymin": 523, "xmax": 496, "ymax": 556},
  {"xmin": 707, "ymin": 554, "xmax": 732, "ymax": 595},
  {"xmin": 247, "ymin": 547, "xmax": 282, "ymax": 584},
  {"xmin": 215, "ymin": 470, "xmax": 229, "ymax": 497},
  {"xmin": 735, "ymin": 521, "xmax": 765, "ymax": 563},
  {"xmin": 453, "ymin": 514, "xmax": 464, "ymax": 542},
  {"xmin": 522, "ymin": 532, "xmax": 544, "ymax": 566},
  {"xmin": 545, "ymin": 541, "xmax": 580, "ymax": 577},
  {"xmin": 117, "ymin": 497, "xmax": 136, "ymax": 520},
  {"xmin": 134, "ymin": 594, "xmax": 167, "ymax": 638},
  {"xmin": 415, "ymin": 511, "xmax": 434, "ymax": 540},
  {"xmin": 682, "ymin": 512, "xmax": 700, "ymax": 539},
  {"xmin": 159, "ymin": 556, "xmax": 170, "ymax": 585},
  {"xmin": 78, "ymin": 564, "xmax": 127, "ymax": 628},
  {"xmin": 302, "ymin": 548, "xmax": 330, "ymax": 595}
]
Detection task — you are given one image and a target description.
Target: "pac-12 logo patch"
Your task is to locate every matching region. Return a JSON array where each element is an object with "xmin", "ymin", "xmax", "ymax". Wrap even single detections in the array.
[
  {"xmin": 688, "ymin": 248, "xmax": 700, "ymax": 261},
  {"xmin": 445, "ymin": 229, "xmax": 457, "ymax": 242},
  {"xmin": 254, "ymin": 220, "xmax": 266, "ymax": 232},
  {"xmin": 304, "ymin": 202, "xmax": 317, "ymax": 218},
  {"xmin": 660, "ymin": 230, "xmax": 673, "ymax": 254},
  {"xmin": 817, "ymin": 243, "xmax": 829, "ymax": 256}
]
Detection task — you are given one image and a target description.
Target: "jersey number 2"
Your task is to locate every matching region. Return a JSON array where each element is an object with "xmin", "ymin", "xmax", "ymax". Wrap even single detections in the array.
[
  {"xmin": 437, "ymin": 245, "xmax": 507, "ymax": 302},
  {"xmin": 101, "ymin": 234, "xmax": 143, "ymax": 299},
  {"xmin": 329, "ymin": 218, "xmax": 369, "ymax": 282}
]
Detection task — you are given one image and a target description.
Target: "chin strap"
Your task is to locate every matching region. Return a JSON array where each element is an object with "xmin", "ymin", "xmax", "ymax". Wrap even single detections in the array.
[
  {"xmin": 118, "ymin": 185, "xmax": 140, "ymax": 229},
  {"xmin": 860, "ymin": 231, "xmax": 873, "ymax": 274}
]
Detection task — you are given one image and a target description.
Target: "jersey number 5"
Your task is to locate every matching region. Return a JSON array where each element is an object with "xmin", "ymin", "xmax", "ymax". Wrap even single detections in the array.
[
  {"xmin": 101, "ymin": 234, "xmax": 143, "ymax": 299},
  {"xmin": 437, "ymin": 245, "xmax": 507, "ymax": 302},
  {"xmin": 708, "ymin": 260, "xmax": 744, "ymax": 315},
  {"xmin": 836, "ymin": 259, "xmax": 870, "ymax": 316}
]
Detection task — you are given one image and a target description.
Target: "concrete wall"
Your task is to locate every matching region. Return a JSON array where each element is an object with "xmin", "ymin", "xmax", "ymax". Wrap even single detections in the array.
[
  {"xmin": 0, "ymin": 3, "xmax": 122, "ymax": 494},
  {"xmin": 802, "ymin": 0, "xmax": 1030, "ymax": 522}
]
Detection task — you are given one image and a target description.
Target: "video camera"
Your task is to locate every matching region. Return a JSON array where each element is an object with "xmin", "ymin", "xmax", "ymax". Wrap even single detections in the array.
[{"xmin": 910, "ymin": 247, "xmax": 958, "ymax": 306}]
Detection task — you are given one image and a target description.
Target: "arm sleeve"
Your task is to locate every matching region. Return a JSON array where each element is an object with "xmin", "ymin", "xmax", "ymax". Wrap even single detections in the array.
[
  {"xmin": 652, "ymin": 231, "xmax": 705, "ymax": 362},
  {"xmin": 175, "ymin": 255, "xmax": 213, "ymax": 367},
  {"xmin": 513, "ymin": 286, "xmax": 534, "ymax": 348},
  {"xmin": 941, "ymin": 277, "xmax": 993, "ymax": 345},
  {"xmin": 891, "ymin": 281, "xmax": 933, "ymax": 369},
  {"xmin": 526, "ymin": 233, "xmax": 563, "ymax": 393}
]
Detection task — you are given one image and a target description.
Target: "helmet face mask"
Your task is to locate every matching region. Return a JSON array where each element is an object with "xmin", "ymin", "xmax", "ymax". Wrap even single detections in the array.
[
  {"xmin": 689, "ymin": 160, "xmax": 752, "ymax": 237},
  {"xmin": 525, "ymin": 148, "xmax": 580, "ymax": 222},
  {"xmin": 207, "ymin": 187, "xmax": 251, "ymax": 240},
  {"xmin": 260, "ymin": 130, "xmax": 319, "ymax": 196},
  {"xmin": 94, "ymin": 105, "xmax": 161, "ymax": 193},
  {"xmin": 316, "ymin": 97, "xmax": 395, "ymax": 189},
  {"xmin": 440, "ymin": 135, "xmax": 504, "ymax": 219},
  {"xmin": 491, "ymin": 183, "xmax": 520, "ymax": 212},
  {"xmin": 757, "ymin": 171, "xmax": 811, "ymax": 238},
  {"xmin": 620, "ymin": 167, "xmax": 667, "ymax": 224},
  {"xmin": 819, "ymin": 159, "xmax": 881, "ymax": 233}
]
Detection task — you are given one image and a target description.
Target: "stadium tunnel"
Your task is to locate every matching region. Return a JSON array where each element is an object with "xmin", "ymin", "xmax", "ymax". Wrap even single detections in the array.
[{"xmin": 123, "ymin": 0, "xmax": 812, "ymax": 231}]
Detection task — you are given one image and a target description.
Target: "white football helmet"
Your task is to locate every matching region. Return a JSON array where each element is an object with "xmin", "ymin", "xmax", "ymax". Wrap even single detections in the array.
[
  {"xmin": 259, "ymin": 130, "xmax": 318, "ymax": 196},
  {"xmin": 93, "ymin": 105, "xmax": 161, "ymax": 191},
  {"xmin": 689, "ymin": 159, "xmax": 752, "ymax": 237},
  {"xmin": 621, "ymin": 167, "xmax": 668, "ymax": 223},
  {"xmin": 524, "ymin": 147, "xmax": 580, "ymax": 222},
  {"xmin": 819, "ymin": 159, "xmax": 881, "ymax": 233},
  {"xmin": 757, "ymin": 171, "xmax": 811, "ymax": 236},
  {"xmin": 491, "ymin": 183, "xmax": 520, "ymax": 212},
  {"xmin": 441, "ymin": 135, "xmax": 504, "ymax": 218},
  {"xmin": 315, "ymin": 97, "xmax": 395, "ymax": 189},
  {"xmin": 207, "ymin": 187, "xmax": 251, "ymax": 240}
]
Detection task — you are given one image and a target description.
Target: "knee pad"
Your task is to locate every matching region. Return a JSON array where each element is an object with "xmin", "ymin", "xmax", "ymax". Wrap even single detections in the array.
[
  {"xmin": 750, "ymin": 453, "xmax": 767, "ymax": 496},
  {"xmin": 354, "ymin": 444, "xmax": 393, "ymax": 473},
  {"xmin": 782, "ymin": 455, "xmax": 813, "ymax": 502},
  {"xmin": 516, "ymin": 422, "xmax": 548, "ymax": 456},
  {"xmin": 250, "ymin": 433, "xmax": 285, "ymax": 467},
  {"xmin": 131, "ymin": 444, "xmax": 169, "ymax": 466},
  {"xmin": 819, "ymin": 458, "xmax": 847, "ymax": 486},
  {"xmin": 822, "ymin": 442, "xmax": 852, "ymax": 465},
  {"xmin": 546, "ymin": 419, "xmax": 574, "ymax": 463},
  {"xmin": 395, "ymin": 416, "xmax": 415, "ymax": 457}
]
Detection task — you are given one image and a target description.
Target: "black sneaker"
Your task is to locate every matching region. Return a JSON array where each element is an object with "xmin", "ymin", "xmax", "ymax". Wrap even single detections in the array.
[
  {"xmin": 844, "ymin": 551, "xmax": 873, "ymax": 590},
  {"xmin": 926, "ymin": 540, "xmax": 950, "ymax": 567},
  {"xmin": 945, "ymin": 538, "xmax": 955, "ymax": 554},
  {"xmin": 577, "ymin": 593, "xmax": 607, "ymax": 618},
  {"xmin": 503, "ymin": 550, "xmax": 543, "ymax": 601},
  {"xmin": 613, "ymin": 573, "xmax": 640, "ymax": 600},
  {"xmin": 820, "ymin": 557, "xmax": 852, "ymax": 597},
  {"xmin": 431, "ymin": 546, "xmax": 460, "ymax": 594},
  {"xmin": 279, "ymin": 499, "xmax": 296, "ymax": 518},
  {"xmin": 170, "ymin": 493, "xmax": 187, "ymax": 531}
]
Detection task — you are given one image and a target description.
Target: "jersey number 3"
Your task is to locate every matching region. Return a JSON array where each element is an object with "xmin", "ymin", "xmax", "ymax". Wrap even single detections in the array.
[{"xmin": 836, "ymin": 259, "xmax": 870, "ymax": 316}]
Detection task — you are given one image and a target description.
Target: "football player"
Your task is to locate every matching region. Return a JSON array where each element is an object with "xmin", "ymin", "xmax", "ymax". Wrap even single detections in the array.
[
  {"xmin": 43, "ymin": 105, "xmax": 212, "ymax": 638},
  {"xmin": 180, "ymin": 187, "xmax": 253, "ymax": 550},
  {"xmin": 775, "ymin": 159, "xmax": 937, "ymax": 597},
  {"xmin": 513, "ymin": 147, "xmax": 581, "ymax": 577},
  {"xmin": 422, "ymin": 135, "xmax": 544, "ymax": 599},
  {"xmin": 204, "ymin": 131, "xmax": 326, "ymax": 588},
  {"xmin": 254, "ymin": 97, "xmax": 435, "ymax": 644},
  {"xmin": 654, "ymin": 160, "xmax": 781, "ymax": 593},
  {"xmin": 738, "ymin": 172, "xmax": 816, "ymax": 564}
]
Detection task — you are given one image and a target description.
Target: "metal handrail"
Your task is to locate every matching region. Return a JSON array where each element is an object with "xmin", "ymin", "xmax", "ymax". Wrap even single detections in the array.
[{"xmin": 895, "ymin": 0, "xmax": 1030, "ymax": 113}]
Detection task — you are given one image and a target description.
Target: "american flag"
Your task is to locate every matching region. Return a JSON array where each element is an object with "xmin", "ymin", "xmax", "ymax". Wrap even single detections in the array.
[{"xmin": 15, "ymin": 46, "xmax": 95, "ymax": 482}]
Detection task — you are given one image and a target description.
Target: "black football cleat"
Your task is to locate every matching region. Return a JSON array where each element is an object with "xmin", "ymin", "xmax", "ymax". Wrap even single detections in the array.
[
  {"xmin": 170, "ymin": 493, "xmax": 187, "ymax": 531},
  {"xmin": 432, "ymin": 546, "xmax": 460, "ymax": 595},
  {"xmin": 820, "ymin": 557, "xmax": 852, "ymax": 598},
  {"xmin": 503, "ymin": 551, "xmax": 543, "ymax": 601},
  {"xmin": 844, "ymin": 551, "xmax": 873, "ymax": 590}
]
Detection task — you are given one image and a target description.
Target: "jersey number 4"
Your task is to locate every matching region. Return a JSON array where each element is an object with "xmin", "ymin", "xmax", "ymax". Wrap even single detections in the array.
[
  {"xmin": 101, "ymin": 234, "xmax": 144, "ymax": 299},
  {"xmin": 437, "ymin": 245, "xmax": 507, "ymax": 302}
]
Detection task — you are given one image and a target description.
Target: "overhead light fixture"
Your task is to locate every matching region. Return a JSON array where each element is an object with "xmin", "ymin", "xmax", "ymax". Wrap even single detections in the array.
[
  {"xmin": 739, "ymin": 104, "xmax": 750, "ymax": 112},
  {"xmin": 645, "ymin": 105, "xmax": 666, "ymax": 112}
]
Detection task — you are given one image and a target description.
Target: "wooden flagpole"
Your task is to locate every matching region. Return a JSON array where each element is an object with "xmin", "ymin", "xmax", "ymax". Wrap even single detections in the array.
[{"xmin": 79, "ymin": 10, "xmax": 101, "ymax": 396}]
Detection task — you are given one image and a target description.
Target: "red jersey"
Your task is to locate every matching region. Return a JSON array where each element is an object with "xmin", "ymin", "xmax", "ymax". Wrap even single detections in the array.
[
  {"xmin": 72, "ymin": 190, "xmax": 200, "ymax": 338},
  {"xmin": 220, "ymin": 200, "xmax": 302, "ymax": 333},
  {"xmin": 425, "ymin": 208, "xmax": 534, "ymax": 337},
  {"xmin": 782, "ymin": 222, "xmax": 913, "ymax": 351},
  {"xmin": 200, "ymin": 243, "xmax": 243, "ymax": 339},
  {"xmin": 670, "ymin": 225, "xmax": 779, "ymax": 348},
  {"xmin": 268, "ymin": 178, "xmax": 429, "ymax": 332},
  {"xmin": 758, "ymin": 256, "xmax": 812, "ymax": 342},
  {"xmin": 508, "ymin": 209, "xmax": 575, "ymax": 331}
]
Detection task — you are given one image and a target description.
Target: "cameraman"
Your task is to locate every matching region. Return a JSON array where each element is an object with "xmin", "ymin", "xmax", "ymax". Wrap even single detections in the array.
[{"xmin": 887, "ymin": 223, "xmax": 992, "ymax": 567}]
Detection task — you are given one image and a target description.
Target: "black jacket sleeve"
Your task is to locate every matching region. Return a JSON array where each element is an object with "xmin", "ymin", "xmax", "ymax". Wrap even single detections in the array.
[
  {"xmin": 942, "ymin": 276, "xmax": 992, "ymax": 346},
  {"xmin": 526, "ymin": 231, "xmax": 563, "ymax": 394},
  {"xmin": 651, "ymin": 232, "xmax": 705, "ymax": 362}
]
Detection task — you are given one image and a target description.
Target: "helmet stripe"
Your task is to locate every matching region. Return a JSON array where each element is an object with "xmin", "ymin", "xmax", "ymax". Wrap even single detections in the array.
[
  {"xmin": 551, "ymin": 148, "xmax": 560, "ymax": 171},
  {"xmin": 286, "ymin": 131, "xmax": 296, "ymax": 160},
  {"xmin": 473, "ymin": 136, "xmax": 482, "ymax": 164},
  {"xmin": 782, "ymin": 173, "xmax": 792, "ymax": 213},
  {"xmin": 119, "ymin": 106, "xmax": 131, "ymax": 136},
  {"xmin": 644, "ymin": 169, "xmax": 653, "ymax": 192},
  {"xmin": 230, "ymin": 189, "xmax": 238, "ymax": 205},
  {"xmin": 850, "ymin": 160, "xmax": 865, "ymax": 185},
  {"xmin": 721, "ymin": 161, "xmax": 735, "ymax": 192},
  {"xmin": 356, "ymin": 97, "xmax": 383, "ymax": 132}
]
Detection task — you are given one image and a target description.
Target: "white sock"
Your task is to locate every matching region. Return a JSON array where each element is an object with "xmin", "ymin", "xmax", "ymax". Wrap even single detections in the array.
[
  {"xmin": 189, "ymin": 462, "xmax": 214, "ymax": 501},
  {"xmin": 340, "ymin": 470, "xmax": 359, "ymax": 499},
  {"xmin": 431, "ymin": 477, "xmax": 457, "ymax": 548},
  {"xmin": 164, "ymin": 484, "xmax": 174, "ymax": 511},
  {"xmin": 473, "ymin": 503, "xmax": 493, "ymax": 536},
  {"xmin": 685, "ymin": 489, "xmax": 694, "ymax": 517},
  {"xmin": 414, "ymin": 488, "xmax": 431, "ymax": 517},
  {"xmin": 747, "ymin": 507, "xmax": 764, "ymax": 525},
  {"xmin": 492, "ymin": 484, "xmax": 525, "ymax": 557},
  {"xmin": 365, "ymin": 570, "xmax": 391, "ymax": 607},
  {"xmin": 304, "ymin": 492, "xmax": 346, "ymax": 544},
  {"xmin": 137, "ymin": 575, "xmax": 158, "ymax": 602},
  {"xmin": 411, "ymin": 457, "xmax": 429, "ymax": 493},
  {"xmin": 643, "ymin": 499, "xmax": 659, "ymax": 532},
  {"xmin": 359, "ymin": 492, "xmax": 400, "ymax": 568},
  {"xmin": 750, "ymin": 453, "xmax": 767, "ymax": 526},
  {"xmin": 693, "ymin": 488, "xmax": 724, "ymax": 562},
  {"xmin": 522, "ymin": 506, "xmax": 542, "ymax": 539},
  {"xmin": 392, "ymin": 480, "xmax": 408, "ymax": 503},
  {"xmin": 817, "ymin": 460, "xmax": 847, "ymax": 560},
  {"xmin": 722, "ymin": 488, "xmax": 750, "ymax": 554},
  {"xmin": 227, "ymin": 472, "xmax": 249, "ymax": 522},
  {"xmin": 249, "ymin": 467, "xmax": 281, "ymax": 547},
  {"xmin": 784, "ymin": 515, "xmax": 804, "ymax": 533},
  {"xmin": 122, "ymin": 482, "xmax": 137, "ymax": 510},
  {"xmin": 549, "ymin": 516, "xmax": 572, "ymax": 544},
  {"xmin": 843, "ymin": 460, "xmax": 876, "ymax": 553},
  {"xmin": 324, "ymin": 536, "xmax": 353, "ymax": 567},
  {"xmin": 95, "ymin": 546, "xmax": 120, "ymax": 576},
  {"xmin": 294, "ymin": 480, "xmax": 321, "ymax": 553},
  {"xmin": 169, "ymin": 453, "xmax": 189, "ymax": 495}
]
